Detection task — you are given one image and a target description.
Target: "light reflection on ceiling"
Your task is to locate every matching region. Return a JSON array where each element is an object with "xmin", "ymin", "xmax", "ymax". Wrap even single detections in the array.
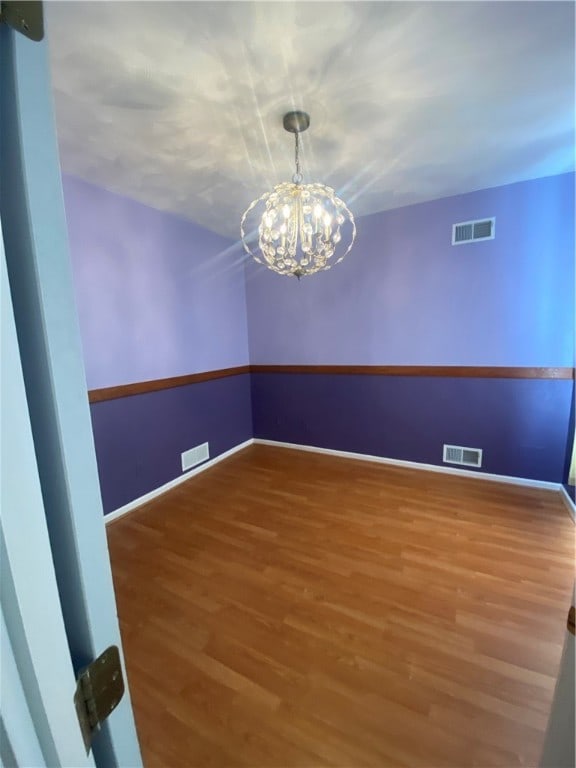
[{"xmin": 47, "ymin": 1, "xmax": 575, "ymax": 238}]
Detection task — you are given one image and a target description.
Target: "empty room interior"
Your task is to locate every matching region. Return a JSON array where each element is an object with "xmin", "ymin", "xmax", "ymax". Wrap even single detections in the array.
[{"xmin": 41, "ymin": 0, "xmax": 575, "ymax": 765}]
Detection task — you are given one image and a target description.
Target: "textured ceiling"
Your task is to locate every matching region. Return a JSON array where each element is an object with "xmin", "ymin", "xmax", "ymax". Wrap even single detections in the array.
[{"xmin": 46, "ymin": 1, "xmax": 574, "ymax": 239}]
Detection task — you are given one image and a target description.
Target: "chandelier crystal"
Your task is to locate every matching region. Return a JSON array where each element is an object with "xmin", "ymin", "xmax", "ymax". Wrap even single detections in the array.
[{"xmin": 241, "ymin": 111, "xmax": 356, "ymax": 278}]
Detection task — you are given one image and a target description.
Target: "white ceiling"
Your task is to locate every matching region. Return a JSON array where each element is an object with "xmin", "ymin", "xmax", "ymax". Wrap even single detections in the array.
[{"xmin": 46, "ymin": 1, "xmax": 575, "ymax": 239}]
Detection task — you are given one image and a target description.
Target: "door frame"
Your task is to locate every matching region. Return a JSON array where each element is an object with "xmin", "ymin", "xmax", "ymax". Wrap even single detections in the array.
[
  {"xmin": 1, "ymin": 221, "xmax": 94, "ymax": 767},
  {"xmin": 1, "ymin": 19, "xmax": 141, "ymax": 767}
]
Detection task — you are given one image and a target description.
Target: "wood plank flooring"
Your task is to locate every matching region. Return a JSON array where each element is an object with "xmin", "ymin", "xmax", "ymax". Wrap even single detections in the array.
[{"xmin": 107, "ymin": 445, "xmax": 574, "ymax": 767}]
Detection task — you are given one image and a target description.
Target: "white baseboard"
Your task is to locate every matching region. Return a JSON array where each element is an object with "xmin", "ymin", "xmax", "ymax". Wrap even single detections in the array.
[
  {"xmin": 104, "ymin": 438, "xmax": 254, "ymax": 524},
  {"xmin": 104, "ymin": 436, "xmax": 574, "ymax": 525},
  {"xmin": 253, "ymin": 438, "xmax": 562, "ymax": 491},
  {"xmin": 559, "ymin": 485, "xmax": 576, "ymax": 522}
]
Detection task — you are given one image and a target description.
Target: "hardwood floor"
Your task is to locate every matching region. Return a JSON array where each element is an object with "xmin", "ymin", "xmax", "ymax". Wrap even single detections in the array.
[{"xmin": 107, "ymin": 445, "xmax": 574, "ymax": 767}]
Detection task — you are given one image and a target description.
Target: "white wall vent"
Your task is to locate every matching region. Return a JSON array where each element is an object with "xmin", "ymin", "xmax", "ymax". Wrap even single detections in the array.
[
  {"xmin": 181, "ymin": 442, "xmax": 209, "ymax": 472},
  {"xmin": 443, "ymin": 444, "xmax": 483, "ymax": 468},
  {"xmin": 452, "ymin": 217, "xmax": 495, "ymax": 245}
]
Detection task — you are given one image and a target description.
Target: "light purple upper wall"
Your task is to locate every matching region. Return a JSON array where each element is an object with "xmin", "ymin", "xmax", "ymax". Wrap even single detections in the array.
[
  {"xmin": 63, "ymin": 175, "xmax": 248, "ymax": 389},
  {"xmin": 245, "ymin": 173, "xmax": 575, "ymax": 366}
]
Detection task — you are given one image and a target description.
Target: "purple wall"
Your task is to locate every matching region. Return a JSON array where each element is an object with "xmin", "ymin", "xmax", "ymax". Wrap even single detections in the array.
[
  {"xmin": 64, "ymin": 172, "xmax": 574, "ymax": 512},
  {"xmin": 63, "ymin": 175, "xmax": 249, "ymax": 389},
  {"xmin": 252, "ymin": 373, "xmax": 573, "ymax": 483},
  {"xmin": 63, "ymin": 176, "xmax": 252, "ymax": 514},
  {"xmin": 92, "ymin": 375, "xmax": 252, "ymax": 514},
  {"xmin": 246, "ymin": 174, "xmax": 574, "ymax": 484},
  {"xmin": 245, "ymin": 173, "xmax": 574, "ymax": 367}
]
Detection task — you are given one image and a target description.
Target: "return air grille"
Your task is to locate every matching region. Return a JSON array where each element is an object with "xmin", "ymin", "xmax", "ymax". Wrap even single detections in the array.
[
  {"xmin": 181, "ymin": 442, "xmax": 210, "ymax": 472},
  {"xmin": 443, "ymin": 444, "xmax": 483, "ymax": 468},
  {"xmin": 452, "ymin": 217, "xmax": 495, "ymax": 245}
]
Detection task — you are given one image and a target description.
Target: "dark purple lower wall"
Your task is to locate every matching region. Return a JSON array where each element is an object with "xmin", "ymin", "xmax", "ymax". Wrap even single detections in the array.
[
  {"xmin": 92, "ymin": 371, "xmax": 573, "ymax": 515},
  {"xmin": 251, "ymin": 373, "xmax": 573, "ymax": 484},
  {"xmin": 91, "ymin": 374, "xmax": 252, "ymax": 514}
]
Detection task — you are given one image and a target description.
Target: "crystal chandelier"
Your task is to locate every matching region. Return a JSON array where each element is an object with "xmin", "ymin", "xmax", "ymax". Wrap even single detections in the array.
[{"xmin": 241, "ymin": 111, "xmax": 356, "ymax": 279}]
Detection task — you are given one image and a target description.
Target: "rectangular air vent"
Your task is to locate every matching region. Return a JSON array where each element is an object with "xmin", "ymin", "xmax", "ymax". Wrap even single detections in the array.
[
  {"xmin": 181, "ymin": 442, "xmax": 209, "ymax": 472},
  {"xmin": 443, "ymin": 444, "xmax": 483, "ymax": 468},
  {"xmin": 452, "ymin": 217, "xmax": 495, "ymax": 245}
]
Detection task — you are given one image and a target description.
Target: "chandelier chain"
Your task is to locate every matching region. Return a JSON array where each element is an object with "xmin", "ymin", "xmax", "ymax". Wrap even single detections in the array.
[{"xmin": 294, "ymin": 132, "xmax": 301, "ymax": 182}]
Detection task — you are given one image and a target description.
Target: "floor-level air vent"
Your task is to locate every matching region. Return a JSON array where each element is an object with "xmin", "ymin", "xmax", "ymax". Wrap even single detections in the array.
[
  {"xmin": 452, "ymin": 217, "xmax": 495, "ymax": 245},
  {"xmin": 443, "ymin": 444, "xmax": 483, "ymax": 468},
  {"xmin": 181, "ymin": 442, "xmax": 210, "ymax": 472}
]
